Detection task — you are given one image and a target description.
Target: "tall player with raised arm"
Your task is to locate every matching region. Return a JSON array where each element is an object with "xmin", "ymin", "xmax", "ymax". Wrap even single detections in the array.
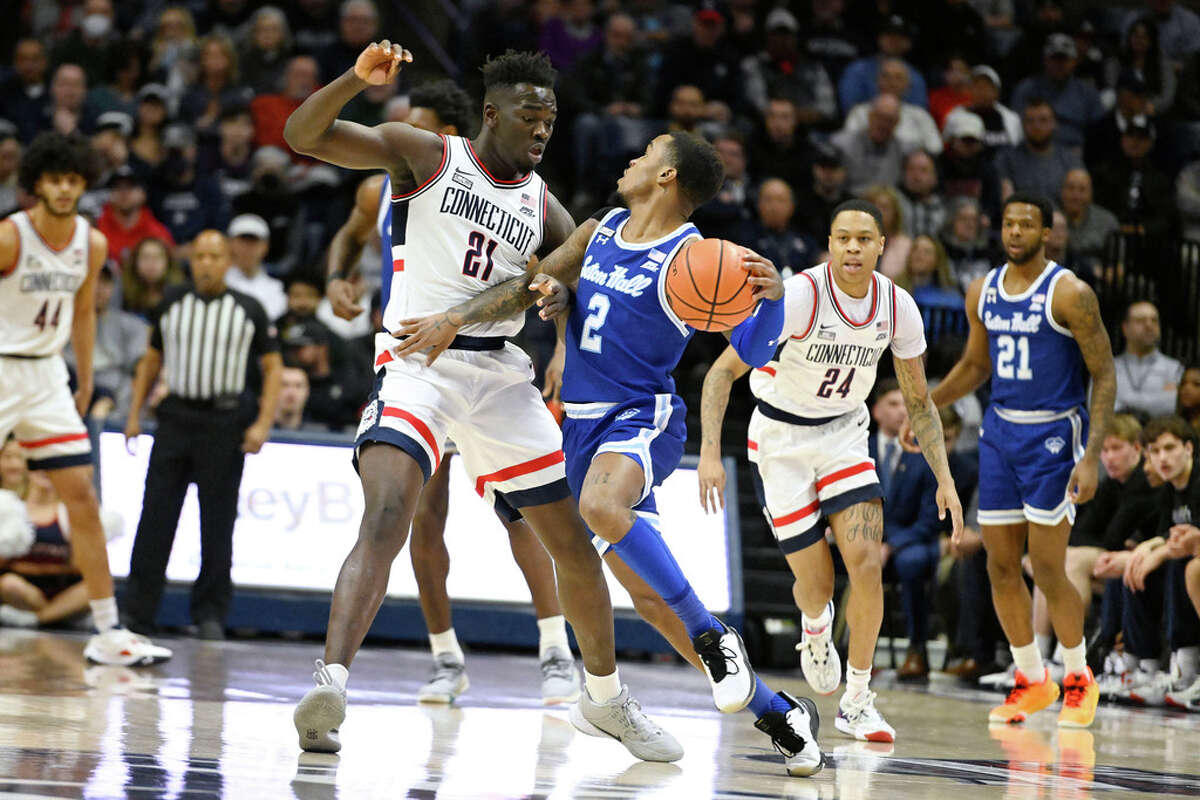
[
  {"xmin": 323, "ymin": 79, "xmax": 579, "ymax": 707},
  {"xmin": 393, "ymin": 132, "xmax": 827, "ymax": 777},
  {"xmin": 696, "ymin": 200, "xmax": 963, "ymax": 743},
  {"xmin": 0, "ymin": 132, "xmax": 171, "ymax": 666},
  {"xmin": 284, "ymin": 43, "xmax": 679, "ymax": 760},
  {"xmin": 902, "ymin": 192, "xmax": 1114, "ymax": 728}
]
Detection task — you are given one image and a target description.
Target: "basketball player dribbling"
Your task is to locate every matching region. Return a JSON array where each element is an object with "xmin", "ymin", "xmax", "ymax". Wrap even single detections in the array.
[
  {"xmin": 324, "ymin": 79, "xmax": 580, "ymax": 707},
  {"xmin": 698, "ymin": 200, "xmax": 964, "ymax": 742},
  {"xmin": 902, "ymin": 193, "xmax": 1113, "ymax": 727},
  {"xmin": 0, "ymin": 131, "xmax": 171, "ymax": 666},
  {"xmin": 394, "ymin": 133, "xmax": 826, "ymax": 776},
  {"xmin": 284, "ymin": 43, "xmax": 680, "ymax": 759}
]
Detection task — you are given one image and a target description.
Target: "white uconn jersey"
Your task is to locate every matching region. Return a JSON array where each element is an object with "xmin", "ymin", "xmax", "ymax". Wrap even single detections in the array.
[
  {"xmin": 757, "ymin": 263, "xmax": 925, "ymax": 418},
  {"xmin": 0, "ymin": 212, "xmax": 90, "ymax": 357},
  {"xmin": 383, "ymin": 135, "xmax": 546, "ymax": 339}
]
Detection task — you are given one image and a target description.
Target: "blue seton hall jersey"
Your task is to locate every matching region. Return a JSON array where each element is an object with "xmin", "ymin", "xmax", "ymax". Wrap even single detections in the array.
[
  {"xmin": 978, "ymin": 261, "xmax": 1087, "ymax": 414},
  {"xmin": 562, "ymin": 208, "xmax": 700, "ymax": 403},
  {"xmin": 377, "ymin": 174, "xmax": 394, "ymax": 313}
]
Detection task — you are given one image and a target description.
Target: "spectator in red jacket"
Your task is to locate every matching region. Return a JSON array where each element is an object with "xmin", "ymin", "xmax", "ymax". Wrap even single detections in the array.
[
  {"xmin": 251, "ymin": 54, "xmax": 319, "ymax": 156},
  {"xmin": 95, "ymin": 165, "xmax": 175, "ymax": 267}
]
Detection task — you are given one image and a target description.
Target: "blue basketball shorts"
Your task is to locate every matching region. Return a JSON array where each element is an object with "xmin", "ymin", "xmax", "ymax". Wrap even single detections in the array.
[
  {"xmin": 561, "ymin": 393, "xmax": 686, "ymax": 554},
  {"xmin": 977, "ymin": 404, "xmax": 1087, "ymax": 527}
]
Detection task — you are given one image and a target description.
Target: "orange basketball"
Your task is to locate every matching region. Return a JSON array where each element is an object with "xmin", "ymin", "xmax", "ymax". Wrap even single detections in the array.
[{"xmin": 664, "ymin": 238, "xmax": 756, "ymax": 332}]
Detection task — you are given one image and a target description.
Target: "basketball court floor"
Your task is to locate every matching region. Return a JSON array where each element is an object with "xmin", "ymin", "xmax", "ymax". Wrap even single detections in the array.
[{"xmin": 0, "ymin": 631, "xmax": 1195, "ymax": 799}]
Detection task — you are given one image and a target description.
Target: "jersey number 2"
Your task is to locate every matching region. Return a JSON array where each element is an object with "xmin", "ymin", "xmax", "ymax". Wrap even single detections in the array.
[
  {"xmin": 33, "ymin": 300, "xmax": 62, "ymax": 332},
  {"xmin": 580, "ymin": 293, "xmax": 610, "ymax": 353},
  {"xmin": 996, "ymin": 335, "xmax": 1033, "ymax": 381},
  {"xmin": 461, "ymin": 232, "xmax": 498, "ymax": 281},
  {"xmin": 816, "ymin": 367, "xmax": 855, "ymax": 399}
]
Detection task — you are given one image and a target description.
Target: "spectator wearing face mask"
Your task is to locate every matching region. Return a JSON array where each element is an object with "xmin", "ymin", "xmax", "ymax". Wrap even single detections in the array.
[
  {"xmin": 49, "ymin": 0, "xmax": 120, "ymax": 88},
  {"xmin": 149, "ymin": 124, "xmax": 230, "ymax": 255}
]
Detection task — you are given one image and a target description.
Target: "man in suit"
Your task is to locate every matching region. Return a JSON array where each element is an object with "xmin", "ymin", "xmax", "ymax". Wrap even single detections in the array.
[{"xmin": 871, "ymin": 378, "xmax": 942, "ymax": 681}]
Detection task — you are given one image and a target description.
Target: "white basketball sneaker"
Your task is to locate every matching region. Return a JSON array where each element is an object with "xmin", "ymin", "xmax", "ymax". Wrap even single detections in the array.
[
  {"xmin": 753, "ymin": 690, "xmax": 824, "ymax": 777},
  {"xmin": 796, "ymin": 601, "xmax": 841, "ymax": 695},
  {"xmin": 569, "ymin": 685, "xmax": 684, "ymax": 762},
  {"xmin": 1165, "ymin": 674, "xmax": 1200, "ymax": 711},
  {"xmin": 835, "ymin": 688, "xmax": 896, "ymax": 743},
  {"xmin": 692, "ymin": 619, "xmax": 756, "ymax": 713},
  {"xmin": 417, "ymin": 655, "xmax": 469, "ymax": 704},
  {"xmin": 294, "ymin": 660, "xmax": 347, "ymax": 753},
  {"xmin": 83, "ymin": 628, "xmax": 172, "ymax": 666},
  {"xmin": 539, "ymin": 646, "xmax": 581, "ymax": 705}
]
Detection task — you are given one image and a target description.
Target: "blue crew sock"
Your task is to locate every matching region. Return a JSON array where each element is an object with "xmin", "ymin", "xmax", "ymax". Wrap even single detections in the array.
[
  {"xmin": 747, "ymin": 677, "xmax": 791, "ymax": 718},
  {"xmin": 609, "ymin": 515, "xmax": 721, "ymax": 637}
]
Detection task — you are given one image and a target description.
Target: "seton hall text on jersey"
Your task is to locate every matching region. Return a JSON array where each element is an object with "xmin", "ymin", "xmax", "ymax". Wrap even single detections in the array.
[
  {"xmin": 20, "ymin": 271, "xmax": 84, "ymax": 293},
  {"xmin": 983, "ymin": 309, "xmax": 1043, "ymax": 334},
  {"xmin": 579, "ymin": 254, "xmax": 655, "ymax": 297},
  {"xmin": 438, "ymin": 186, "xmax": 537, "ymax": 253},
  {"xmin": 804, "ymin": 341, "xmax": 887, "ymax": 367}
]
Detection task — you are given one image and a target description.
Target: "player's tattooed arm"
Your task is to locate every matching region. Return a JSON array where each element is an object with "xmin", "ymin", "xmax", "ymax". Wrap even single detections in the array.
[
  {"xmin": 1056, "ymin": 275, "xmax": 1115, "ymax": 504},
  {"xmin": 389, "ymin": 219, "xmax": 597, "ymax": 364},
  {"xmin": 895, "ymin": 354, "xmax": 965, "ymax": 540},
  {"xmin": 697, "ymin": 346, "xmax": 753, "ymax": 512}
]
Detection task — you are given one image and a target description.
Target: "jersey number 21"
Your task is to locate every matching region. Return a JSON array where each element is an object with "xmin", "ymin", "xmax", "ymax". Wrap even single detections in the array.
[{"xmin": 996, "ymin": 334, "xmax": 1033, "ymax": 380}]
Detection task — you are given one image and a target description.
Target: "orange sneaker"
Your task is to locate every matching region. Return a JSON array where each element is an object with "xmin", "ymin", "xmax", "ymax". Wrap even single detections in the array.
[
  {"xmin": 1058, "ymin": 668, "xmax": 1100, "ymax": 728},
  {"xmin": 988, "ymin": 667, "xmax": 1060, "ymax": 724}
]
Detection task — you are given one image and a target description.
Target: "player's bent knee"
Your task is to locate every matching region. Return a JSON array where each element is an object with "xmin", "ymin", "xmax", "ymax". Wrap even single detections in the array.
[{"xmin": 576, "ymin": 492, "xmax": 626, "ymax": 540}]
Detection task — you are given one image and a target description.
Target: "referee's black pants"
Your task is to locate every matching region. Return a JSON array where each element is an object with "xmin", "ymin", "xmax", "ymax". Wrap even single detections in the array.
[{"xmin": 125, "ymin": 399, "xmax": 248, "ymax": 630}]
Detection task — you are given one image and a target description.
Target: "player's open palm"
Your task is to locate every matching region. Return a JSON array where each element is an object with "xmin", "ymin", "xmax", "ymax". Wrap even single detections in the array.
[
  {"xmin": 697, "ymin": 454, "xmax": 726, "ymax": 513},
  {"xmin": 354, "ymin": 41, "xmax": 412, "ymax": 85},
  {"xmin": 741, "ymin": 251, "xmax": 783, "ymax": 301}
]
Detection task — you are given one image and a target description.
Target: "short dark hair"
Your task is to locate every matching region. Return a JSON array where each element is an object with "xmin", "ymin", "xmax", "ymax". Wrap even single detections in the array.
[
  {"xmin": 873, "ymin": 376, "xmax": 901, "ymax": 404},
  {"xmin": 831, "ymin": 199, "xmax": 884, "ymax": 235},
  {"xmin": 1024, "ymin": 97, "xmax": 1055, "ymax": 116},
  {"xmin": 1143, "ymin": 415, "xmax": 1196, "ymax": 448},
  {"xmin": 18, "ymin": 131, "xmax": 100, "ymax": 193},
  {"xmin": 481, "ymin": 50, "xmax": 557, "ymax": 93},
  {"xmin": 1123, "ymin": 299, "xmax": 1157, "ymax": 322},
  {"xmin": 286, "ymin": 273, "xmax": 324, "ymax": 294},
  {"xmin": 1003, "ymin": 191, "xmax": 1053, "ymax": 228},
  {"xmin": 409, "ymin": 79, "xmax": 476, "ymax": 138},
  {"xmin": 666, "ymin": 131, "xmax": 723, "ymax": 214}
]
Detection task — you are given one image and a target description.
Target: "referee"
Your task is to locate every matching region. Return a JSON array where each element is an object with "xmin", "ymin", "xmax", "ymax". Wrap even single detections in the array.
[{"xmin": 122, "ymin": 230, "xmax": 282, "ymax": 640}]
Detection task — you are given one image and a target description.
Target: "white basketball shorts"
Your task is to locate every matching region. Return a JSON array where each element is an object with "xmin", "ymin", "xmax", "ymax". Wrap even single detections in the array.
[{"xmin": 0, "ymin": 355, "xmax": 92, "ymax": 470}]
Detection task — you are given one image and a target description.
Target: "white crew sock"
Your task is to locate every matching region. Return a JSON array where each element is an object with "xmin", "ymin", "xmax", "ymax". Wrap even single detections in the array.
[
  {"xmin": 1010, "ymin": 642, "xmax": 1046, "ymax": 680},
  {"xmin": 1061, "ymin": 642, "xmax": 1087, "ymax": 676},
  {"xmin": 845, "ymin": 665, "xmax": 871, "ymax": 700},
  {"xmin": 1176, "ymin": 646, "xmax": 1199, "ymax": 683},
  {"xmin": 1035, "ymin": 633, "xmax": 1054, "ymax": 659},
  {"xmin": 1052, "ymin": 641, "xmax": 1066, "ymax": 664},
  {"xmin": 536, "ymin": 614, "xmax": 570, "ymax": 661},
  {"xmin": 584, "ymin": 669, "xmax": 622, "ymax": 703},
  {"xmin": 802, "ymin": 603, "xmax": 833, "ymax": 635},
  {"xmin": 429, "ymin": 628, "xmax": 465, "ymax": 663},
  {"xmin": 324, "ymin": 663, "xmax": 349, "ymax": 691},
  {"xmin": 90, "ymin": 597, "xmax": 118, "ymax": 632},
  {"xmin": 1139, "ymin": 658, "xmax": 1160, "ymax": 675},
  {"xmin": 0, "ymin": 605, "xmax": 38, "ymax": 627}
]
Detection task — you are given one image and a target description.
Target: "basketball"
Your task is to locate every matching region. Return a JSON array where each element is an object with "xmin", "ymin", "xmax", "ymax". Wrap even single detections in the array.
[{"xmin": 664, "ymin": 238, "xmax": 757, "ymax": 332}]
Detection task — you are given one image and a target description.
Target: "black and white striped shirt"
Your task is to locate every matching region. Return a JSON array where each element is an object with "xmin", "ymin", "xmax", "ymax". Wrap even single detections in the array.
[{"xmin": 150, "ymin": 285, "xmax": 278, "ymax": 401}]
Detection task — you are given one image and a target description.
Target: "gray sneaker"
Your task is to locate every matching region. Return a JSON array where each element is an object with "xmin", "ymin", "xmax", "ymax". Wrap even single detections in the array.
[
  {"xmin": 540, "ymin": 646, "xmax": 581, "ymax": 705},
  {"xmin": 294, "ymin": 660, "xmax": 346, "ymax": 753},
  {"xmin": 417, "ymin": 655, "xmax": 469, "ymax": 704},
  {"xmin": 569, "ymin": 685, "xmax": 683, "ymax": 762}
]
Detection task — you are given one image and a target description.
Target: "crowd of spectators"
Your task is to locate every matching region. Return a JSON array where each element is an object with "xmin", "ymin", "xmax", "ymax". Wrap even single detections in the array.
[{"xmin": 3, "ymin": 1, "xmax": 1200, "ymax": 688}]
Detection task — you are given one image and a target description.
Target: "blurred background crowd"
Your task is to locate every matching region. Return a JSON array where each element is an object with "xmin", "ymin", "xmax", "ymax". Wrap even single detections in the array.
[{"xmin": 1, "ymin": 0, "xmax": 1199, "ymax": 700}]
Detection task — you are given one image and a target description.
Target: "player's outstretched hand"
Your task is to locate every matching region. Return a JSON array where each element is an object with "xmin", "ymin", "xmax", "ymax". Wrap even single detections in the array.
[
  {"xmin": 741, "ymin": 251, "xmax": 783, "ymax": 301},
  {"xmin": 938, "ymin": 480, "xmax": 965, "ymax": 545},
  {"xmin": 1067, "ymin": 457, "xmax": 1099, "ymax": 505},
  {"xmin": 529, "ymin": 273, "xmax": 569, "ymax": 320},
  {"xmin": 391, "ymin": 311, "xmax": 461, "ymax": 366},
  {"xmin": 542, "ymin": 345, "xmax": 564, "ymax": 404},
  {"xmin": 897, "ymin": 419, "xmax": 921, "ymax": 453},
  {"xmin": 327, "ymin": 278, "xmax": 363, "ymax": 320},
  {"xmin": 697, "ymin": 453, "xmax": 726, "ymax": 513},
  {"xmin": 354, "ymin": 40, "xmax": 411, "ymax": 85}
]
